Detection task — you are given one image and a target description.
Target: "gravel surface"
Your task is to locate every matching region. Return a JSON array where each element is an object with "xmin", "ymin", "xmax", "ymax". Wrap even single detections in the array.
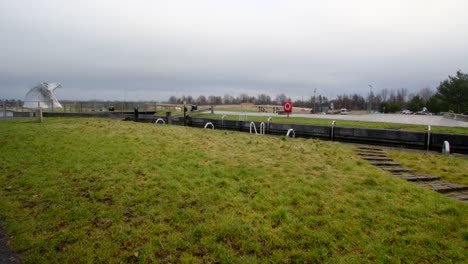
[{"xmin": 214, "ymin": 111, "xmax": 468, "ymax": 128}]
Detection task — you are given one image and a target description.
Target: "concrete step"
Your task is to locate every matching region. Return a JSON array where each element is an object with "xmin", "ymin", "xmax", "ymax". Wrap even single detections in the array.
[
  {"xmin": 357, "ymin": 147, "xmax": 384, "ymax": 151},
  {"xmin": 394, "ymin": 174, "xmax": 441, "ymax": 181},
  {"xmin": 415, "ymin": 181, "xmax": 468, "ymax": 193},
  {"xmin": 357, "ymin": 153, "xmax": 387, "ymax": 157},
  {"xmin": 357, "ymin": 149, "xmax": 385, "ymax": 153},
  {"xmin": 379, "ymin": 167, "xmax": 415, "ymax": 173},
  {"xmin": 359, "ymin": 156, "xmax": 393, "ymax": 161},
  {"xmin": 444, "ymin": 191, "xmax": 468, "ymax": 202},
  {"xmin": 368, "ymin": 161, "xmax": 400, "ymax": 166}
]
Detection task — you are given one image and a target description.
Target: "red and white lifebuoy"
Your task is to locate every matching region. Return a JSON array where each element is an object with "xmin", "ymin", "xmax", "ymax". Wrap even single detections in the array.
[{"xmin": 284, "ymin": 101, "xmax": 292, "ymax": 113}]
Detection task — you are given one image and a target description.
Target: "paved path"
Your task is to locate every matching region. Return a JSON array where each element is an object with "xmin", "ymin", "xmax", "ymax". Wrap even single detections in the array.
[{"xmin": 214, "ymin": 111, "xmax": 468, "ymax": 128}]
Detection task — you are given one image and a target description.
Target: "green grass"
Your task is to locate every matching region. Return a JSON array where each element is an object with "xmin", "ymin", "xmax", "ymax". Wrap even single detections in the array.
[
  {"xmin": 387, "ymin": 150, "xmax": 468, "ymax": 185},
  {"xmin": 0, "ymin": 118, "xmax": 467, "ymax": 263},
  {"xmin": 154, "ymin": 109, "xmax": 183, "ymax": 116},
  {"xmin": 193, "ymin": 113, "xmax": 468, "ymax": 134}
]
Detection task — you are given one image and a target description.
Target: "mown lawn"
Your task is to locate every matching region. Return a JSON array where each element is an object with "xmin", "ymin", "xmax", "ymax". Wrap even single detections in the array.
[
  {"xmin": 0, "ymin": 118, "xmax": 466, "ymax": 263},
  {"xmin": 193, "ymin": 113, "xmax": 468, "ymax": 135},
  {"xmin": 387, "ymin": 150, "xmax": 468, "ymax": 186}
]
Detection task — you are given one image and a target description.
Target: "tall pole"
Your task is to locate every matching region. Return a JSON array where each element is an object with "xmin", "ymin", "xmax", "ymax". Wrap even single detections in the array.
[
  {"xmin": 368, "ymin": 84, "xmax": 373, "ymax": 113},
  {"xmin": 313, "ymin": 89, "xmax": 317, "ymax": 113},
  {"xmin": 2, "ymin": 100, "xmax": 6, "ymax": 117}
]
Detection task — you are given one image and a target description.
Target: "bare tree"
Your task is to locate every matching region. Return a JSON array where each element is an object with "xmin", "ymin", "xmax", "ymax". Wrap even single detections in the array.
[
  {"xmin": 168, "ymin": 96, "xmax": 177, "ymax": 104},
  {"xmin": 238, "ymin": 93, "xmax": 250, "ymax": 103},
  {"xmin": 256, "ymin": 94, "xmax": 271, "ymax": 104},
  {"xmin": 275, "ymin": 93, "xmax": 287, "ymax": 104},
  {"xmin": 396, "ymin": 88, "xmax": 408, "ymax": 106},
  {"xmin": 223, "ymin": 94, "xmax": 234, "ymax": 104},
  {"xmin": 196, "ymin": 95, "xmax": 207, "ymax": 105},
  {"xmin": 379, "ymin": 88, "xmax": 389, "ymax": 102},
  {"xmin": 418, "ymin": 87, "xmax": 434, "ymax": 104}
]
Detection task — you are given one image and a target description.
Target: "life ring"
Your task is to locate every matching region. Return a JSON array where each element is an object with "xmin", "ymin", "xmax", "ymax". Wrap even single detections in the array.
[{"xmin": 284, "ymin": 102, "xmax": 292, "ymax": 112}]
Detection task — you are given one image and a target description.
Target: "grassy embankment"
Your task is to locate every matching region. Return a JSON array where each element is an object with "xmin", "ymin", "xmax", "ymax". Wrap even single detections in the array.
[
  {"xmin": 193, "ymin": 113, "xmax": 468, "ymax": 135},
  {"xmin": 0, "ymin": 118, "xmax": 466, "ymax": 263}
]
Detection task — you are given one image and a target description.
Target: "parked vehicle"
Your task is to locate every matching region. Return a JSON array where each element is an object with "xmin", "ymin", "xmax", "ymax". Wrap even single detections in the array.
[
  {"xmin": 401, "ymin": 109, "xmax": 413, "ymax": 115},
  {"xmin": 340, "ymin": 108, "xmax": 349, "ymax": 115}
]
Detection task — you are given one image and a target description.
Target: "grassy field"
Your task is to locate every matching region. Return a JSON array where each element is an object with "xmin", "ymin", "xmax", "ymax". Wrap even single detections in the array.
[
  {"xmin": 193, "ymin": 113, "xmax": 468, "ymax": 135},
  {"xmin": 0, "ymin": 118, "xmax": 466, "ymax": 263},
  {"xmin": 387, "ymin": 150, "xmax": 468, "ymax": 186}
]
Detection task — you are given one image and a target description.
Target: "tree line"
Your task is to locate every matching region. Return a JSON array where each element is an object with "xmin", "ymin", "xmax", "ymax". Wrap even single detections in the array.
[{"xmin": 2, "ymin": 71, "xmax": 466, "ymax": 114}]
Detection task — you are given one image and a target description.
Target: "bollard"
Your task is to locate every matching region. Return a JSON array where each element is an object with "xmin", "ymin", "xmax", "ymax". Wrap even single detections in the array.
[
  {"xmin": 442, "ymin": 141, "xmax": 450, "ymax": 155},
  {"xmin": 166, "ymin": 111, "xmax": 172, "ymax": 125},
  {"xmin": 134, "ymin": 107, "xmax": 139, "ymax": 122},
  {"xmin": 183, "ymin": 106, "xmax": 188, "ymax": 126},
  {"xmin": 36, "ymin": 108, "xmax": 43, "ymax": 123}
]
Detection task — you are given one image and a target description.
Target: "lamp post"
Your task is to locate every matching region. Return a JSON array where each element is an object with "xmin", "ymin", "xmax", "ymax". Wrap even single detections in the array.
[
  {"xmin": 368, "ymin": 84, "xmax": 373, "ymax": 113},
  {"xmin": 313, "ymin": 89, "xmax": 317, "ymax": 113}
]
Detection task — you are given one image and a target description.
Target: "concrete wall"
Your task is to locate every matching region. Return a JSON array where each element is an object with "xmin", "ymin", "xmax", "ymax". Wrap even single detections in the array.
[{"xmin": 444, "ymin": 112, "xmax": 468, "ymax": 122}]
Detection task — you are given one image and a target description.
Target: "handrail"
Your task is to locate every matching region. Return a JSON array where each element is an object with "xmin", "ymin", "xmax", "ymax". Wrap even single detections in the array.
[
  {"xmin": 427, "ymin": 125, "xmax": 431, "ymax": 151},
  {"xmin": 267, "ymin": 117, "xmax": 272, "ymax": 134},
  {"xmin": 331, "ymin": 120, "xmax": 336, "ymax": 141},
  {"xmin": 249, "ymin": 122, "xmax": 258, "ymax": 134},
  {"xmin": 204, "ymin": 122, "xmax": 214, "ymax": 129},
  {"xmin": 155, "ymin": 118, "xmax": 166, "ymax": 124},
  {"xmin": 259, "ymin": 122, "xmax": 265, "ymax": 135},
  {"xmin": 442, "ymin": 141, "xmax": 450, "ymax": 155},
  {"xmin": 286, "ymin": 128, "xmax": 295, "ymax": 138},
  {"xmin": 238, "ymin": 112, "xmax": 247, "ymax": 121},
  {"xmin": 221, "ymin": 115, "xmax": 227, "ymax": 128}
]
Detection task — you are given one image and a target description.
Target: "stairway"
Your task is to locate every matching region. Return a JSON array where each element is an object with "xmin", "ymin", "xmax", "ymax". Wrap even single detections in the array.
[{"xmin": 356, "ymin": 146, "xmax": 468, "ymax": 202}]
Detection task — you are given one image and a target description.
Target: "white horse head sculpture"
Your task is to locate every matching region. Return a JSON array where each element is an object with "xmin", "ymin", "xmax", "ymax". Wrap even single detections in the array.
[{"xmin": 23, "ymin": 82, "xmax": 63, "ymax": 109}]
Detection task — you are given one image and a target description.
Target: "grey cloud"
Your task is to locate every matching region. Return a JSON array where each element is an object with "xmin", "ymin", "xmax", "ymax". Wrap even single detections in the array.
[{"xmin": 1, "ymin": 0, "xmax": 468, "ymax": 101}]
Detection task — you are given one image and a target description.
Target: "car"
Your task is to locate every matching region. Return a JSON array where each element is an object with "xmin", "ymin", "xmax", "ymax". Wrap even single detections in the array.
[
  {"xmin": 340, "ymin": 108, "xmax": 349, "ymax": 115},
  {"xmin": 401, "ymin": 110, "xmax": 413, "ymax": 115}
]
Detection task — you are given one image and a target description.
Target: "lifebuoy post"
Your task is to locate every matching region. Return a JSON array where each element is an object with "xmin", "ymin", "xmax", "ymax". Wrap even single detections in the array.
[{"xmin": 283, "ymin": 100, "xmax": 293, "ymax": 118}]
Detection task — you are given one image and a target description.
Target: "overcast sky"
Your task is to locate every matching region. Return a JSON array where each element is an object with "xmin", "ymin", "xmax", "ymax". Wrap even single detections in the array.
[{"xmin": 1, "ymin": 0, "xmax": 468, "ymax": 101}]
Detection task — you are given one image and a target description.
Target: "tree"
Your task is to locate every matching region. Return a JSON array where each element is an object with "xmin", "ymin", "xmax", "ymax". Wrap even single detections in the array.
[
  {"xmin": 196, "ymin": 95, "xmax": 207, "ymax": 105},
  {"xmin": 418, "ymin": 87, "xmax": 434, "ymax": 104},
  {"xmin": 408, "ymin": 95, "xmax": 424, "ymax": 112},
  {"xmin": 379, "ymin": 102, "xmax": 400, "ymax": 113},
  {"xmin": 168, "ymin": 96, "xmax": 177, "ymax": 104},
  {"xmin": 275, "ymin": 94, "xmax": 287, "ymax": 104},
  {"xmin": 426, "ymin": 94, "xmax": 447, "ymax": 113},
  {"xmin": 223, "ymin": 94, "xmax": 234, "ymax": 104},
  {"xmin": 436, "ymin": 70, "xmax": 468, "ymax": 113},
  {"xmin": 379, "ymin": 88, "xmax": 389, "ymax": 102},
  {"xmin": 256, "ymin": 94, "xmax": 271, "ymax": 105}
]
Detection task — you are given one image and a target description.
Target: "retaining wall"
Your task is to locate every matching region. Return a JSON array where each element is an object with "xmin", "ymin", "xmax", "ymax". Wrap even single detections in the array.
[
  {"xmin": 187, "ymin": 117, "xmax": 468, "ymax": 154},
  {"xmin": 444, "ymin": 112, "xmax": 468, "ymax": 123}
]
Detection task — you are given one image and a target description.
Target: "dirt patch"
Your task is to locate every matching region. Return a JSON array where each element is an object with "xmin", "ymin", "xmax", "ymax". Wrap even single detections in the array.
[{"xmin": 0, "ymin": 222, "xmax": 21, "ymax": 263}]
